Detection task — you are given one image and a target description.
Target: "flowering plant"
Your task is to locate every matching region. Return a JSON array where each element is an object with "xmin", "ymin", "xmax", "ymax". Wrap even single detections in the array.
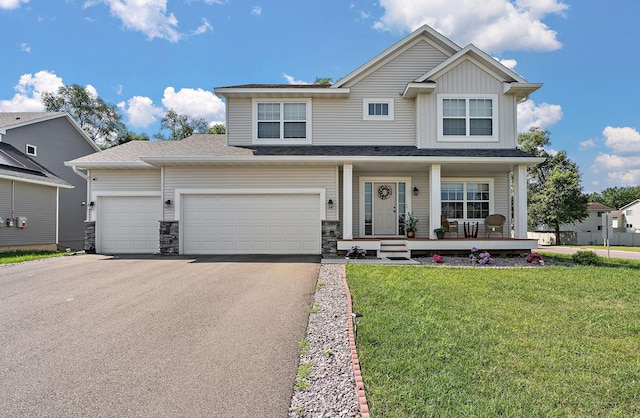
[
  {"xmin": 469, "ymin": 247, "xmax": 492, "ymax": 265},
  {"xmin": 526, "ymin": 252, "xmax": 544, "ymax": 264},
  {"xmin": 346, "ymin": 246, "xmax": 367, "ymax": 259},
  {"xmin": 433, "ymin": 254, "xmax": 444, "ymax": 263}
]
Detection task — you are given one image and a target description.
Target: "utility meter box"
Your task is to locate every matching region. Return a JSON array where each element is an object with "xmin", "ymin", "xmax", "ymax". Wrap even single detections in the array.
[
  {"xmin": 0, "ymin": 217, "xmax": 4, "ymax": 227},
  {"xmin": 17, "ymin": 216, "xmax": 27, "ymax": 228},
  {"xmin": 6, "ymin": 217, "xmax": 14, "ymax": 227}
]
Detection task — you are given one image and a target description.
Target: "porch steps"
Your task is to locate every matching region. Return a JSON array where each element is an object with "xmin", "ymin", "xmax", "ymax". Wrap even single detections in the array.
[{"xmin": 378, "ymin": 240, "xmax": 411, "ymax": 259}]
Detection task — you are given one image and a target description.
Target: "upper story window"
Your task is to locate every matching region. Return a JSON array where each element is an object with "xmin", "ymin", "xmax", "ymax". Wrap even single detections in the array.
[
  {"xmin": 363, "ymin": 98, "xmax": 394, "ymax": 121},
  {"xmin": 437, "ymin": 95, "xmax": 498, "ymax": 142},
  {"xmin": 26, "ymin": 144, "xmax": 37, "ymax": 156},
  {"xmin": 253, "ymin": 99, "xmax": 312, "ymax": 144}
]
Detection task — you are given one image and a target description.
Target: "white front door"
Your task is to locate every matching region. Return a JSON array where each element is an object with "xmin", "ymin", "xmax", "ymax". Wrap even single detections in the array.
[{"xmin": 374, "ymin": 183, "xmax": 397, "ymax": 235}]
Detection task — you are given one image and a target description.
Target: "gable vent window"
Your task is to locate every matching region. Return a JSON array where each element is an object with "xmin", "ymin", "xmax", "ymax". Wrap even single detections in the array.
[
  {"xmin": 363, "ymin": 99, "xmax": 394, "ymax": 121},
  {"xmin": 26, "ymin": 144, "xmax": 37, "ymax": 156},
  {"xmin": 253, "ymin": 99, "xmax": 311, "ymax": 144},
  {"xmin": 438, "ymin": 95, "xmax": 498, "ymax": 142}
]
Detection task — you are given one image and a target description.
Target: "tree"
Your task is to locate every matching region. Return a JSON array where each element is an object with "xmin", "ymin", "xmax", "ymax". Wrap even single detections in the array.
[
  {"xmin": 588, "ymin": 186, "xmax": 640, "ymax": 209},
  {"xmin": 314, "ymin": 77, "xmax": 332, "ymax": 85},
  {"xmin": 118, "ymin": 130, "xmax": 149, "ymax": 144},
  {"xmin": 518, "ymin": 127, "xmax": 588, "ymax": 244},
  {"xmin": 208, "ymin": 123, "xmax": 226, "ymax": 134},
  {"xmin": 41, "ymin": 84, "xmax": 126, "ymax": 148},
  {"xmin": 154, "ymin": 109, "xmax": 209, "ymax": 141}
]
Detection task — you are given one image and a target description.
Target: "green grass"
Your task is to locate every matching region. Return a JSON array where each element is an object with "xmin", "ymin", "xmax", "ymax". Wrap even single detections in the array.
[
  {"xmin": 0, "ymin": 250, "xmax": 65, "ymax": 264},
  {"xmin": 538, "ymin": 251, "xmax": 640, "ymax": 269},
  {"xmin": 347, "ymin": 265, "xmax": 640, "ymax": 417}
]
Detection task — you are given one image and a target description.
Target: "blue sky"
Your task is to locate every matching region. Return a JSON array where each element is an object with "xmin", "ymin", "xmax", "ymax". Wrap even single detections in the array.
[{"xmin": 1, "ymin": 0, "xmax": 638, "ymax": 193}]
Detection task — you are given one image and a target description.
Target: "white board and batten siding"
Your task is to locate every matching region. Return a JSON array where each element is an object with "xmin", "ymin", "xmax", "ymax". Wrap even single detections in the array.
[{"xmin": 89, "ymin": 169, "xmax": 162, "ymax": 254}]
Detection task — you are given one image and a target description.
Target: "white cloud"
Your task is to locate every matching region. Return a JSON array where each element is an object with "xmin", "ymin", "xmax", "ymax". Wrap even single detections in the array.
[
  {"xmin": 251, "ymin": 6, "xmax": 261, "ymax": 16},
  {"xmin": 0, "ymin": 0, "xmax": 29, "ymax": 9},
  {"xmin": 161, "ymin": 87, "xmax": 226, "ymax": 122},
  {"xmin": 602, "ymin": 126, "xmax": 640, "ymax": 154},
  {"xmin": 517, "ymin": 99, "xmax": 563, "ymax": 132},
  {"xmin": 95, "ymin": 0, "xmax": 182, "ymax": 42},
  {"xmin": 20, "ymin": 43, "xmax": 31, "ymax": 53},
  {"xmin": 282, "ymin": 73, "xmax": 311, "ymax": 85},
  {"xmin": 118, "ymin": 96, "xmax": 164, "ymax": 128},
  {"xmin": 0, "ymin": 70, "xmax": 64, "ymax": 112},
  {"xmin": 191, "ymin": 18, "xmax": 213, "ymax": 35},
  {"xmin": 374, "ymin": 0, "xmax": 567, "ymax": 52},
  {"xmin": 607, "ymin": 170, "xmax": 640, "ymax": 187},
  {"xmin": 579, "ymin": 139, "xmax": 596, "ymax": 151},
  {"xmin": 497, "ymin": 57, "xmax": 517, "ymax": 70}
]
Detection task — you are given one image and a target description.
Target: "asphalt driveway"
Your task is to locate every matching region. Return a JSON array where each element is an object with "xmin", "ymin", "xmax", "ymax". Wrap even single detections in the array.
[{"xmin": 0, "ymin": 254, "xmax": 319, "ymax": 417}]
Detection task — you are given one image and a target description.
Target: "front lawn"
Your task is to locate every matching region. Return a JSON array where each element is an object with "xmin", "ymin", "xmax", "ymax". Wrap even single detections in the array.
[
  {"xmin": 347, "ymin": 265, "xmax": 640, "ymax": 417},
  {"xmin": 0, "ymin": 250, "xmax": 64, "ymax": 264}
]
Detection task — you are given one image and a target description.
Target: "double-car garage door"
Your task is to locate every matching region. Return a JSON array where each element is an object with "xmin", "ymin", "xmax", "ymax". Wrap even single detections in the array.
[
  {"xmin": 98, "ymin": 194, "xmax": 321, "ymax": 255},
  {"xmin": 181, "ymin": 194, "xmax": 321, "ymax": 254}
]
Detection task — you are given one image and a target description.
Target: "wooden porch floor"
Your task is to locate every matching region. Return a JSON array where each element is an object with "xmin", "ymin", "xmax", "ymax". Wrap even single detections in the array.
[{"xmin": 338, "ymin": 237, "xmax": 538, "ymax": 256}]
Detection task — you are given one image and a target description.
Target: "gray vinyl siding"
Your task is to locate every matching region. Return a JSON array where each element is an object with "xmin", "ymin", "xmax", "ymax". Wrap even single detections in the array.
[
  {"xmin": 88, "ymin": 169, "xmax": 161, "ymax": 222},
  {"xmin": 226, "ymin": 98, "xmax": 252, "ymax": 146},
  {"xmin": 2, "ymin": 117, "xmax": 99, "ymax": 249},
  {"xmin": 163, "ymin": 166, "xmax": 338, "ymax": 221},
  {"xmin": 0, "ymin": 179, "xmax": 57, "ymax": 247},
  {"xmin": 423, "ymin": 59, "xmax": 517, "ymax": 149}
]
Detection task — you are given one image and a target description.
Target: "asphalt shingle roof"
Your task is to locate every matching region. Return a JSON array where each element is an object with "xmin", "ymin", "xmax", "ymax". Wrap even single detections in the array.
[
  {"xmin": 0, "ymin": 142, "xmax": 71, "ymax": 187},
  {"xmin": 0, "ymin": 112, "xmax": 65, "ymax": 128}
]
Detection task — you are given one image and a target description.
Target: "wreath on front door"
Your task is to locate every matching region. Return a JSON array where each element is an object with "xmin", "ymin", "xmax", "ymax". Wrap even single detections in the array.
[{"xmin": 377, "ymin": 185, "xmax": 393, "ymax": 200}]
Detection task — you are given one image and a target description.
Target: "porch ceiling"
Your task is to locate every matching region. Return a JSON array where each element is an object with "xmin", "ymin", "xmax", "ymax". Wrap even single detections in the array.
[{"xmin": 351, "ymin": 160, "xmax": 522, "ymax": 172}]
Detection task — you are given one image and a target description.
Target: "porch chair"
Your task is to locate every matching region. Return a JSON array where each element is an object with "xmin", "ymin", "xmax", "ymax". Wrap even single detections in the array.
[
  {"xmin": 440, "ymin": 215, "xmax": 459, "ymax": 237},
  {"xmin": 484, "ymin": 214, "xmax": 506, "ymax": 237}
]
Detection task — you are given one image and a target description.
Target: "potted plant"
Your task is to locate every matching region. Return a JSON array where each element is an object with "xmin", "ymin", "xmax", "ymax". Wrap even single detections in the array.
[
  {"xmin": 404, "ymin": 212, "xmax": 418, "ymax": 238},
  {"xmin": 433, "ymin": 226, "xmax": 448, "ymax": 239}
]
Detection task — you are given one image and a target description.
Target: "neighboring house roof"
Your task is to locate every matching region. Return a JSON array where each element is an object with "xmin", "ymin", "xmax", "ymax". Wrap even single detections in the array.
[
  {"xmin": 0, "ymin": 142, "xmax": 72, "ymax": 188},
  {"xmin": 0, "ymin": 112, "xmax": 101, "ymax": 153},
  {"xmin": 587, "ymin": 202, "xmax": 614, "ymax": 211},
  {"xmin": 620, "ymin": 199, "xmax": 640, "ymax": 211},
  {"xmin": 66, "ymin": 134, "xmax": 543, "ymax": 169}
]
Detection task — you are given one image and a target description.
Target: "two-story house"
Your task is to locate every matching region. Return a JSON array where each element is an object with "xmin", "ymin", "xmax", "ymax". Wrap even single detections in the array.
[
  {"xmin": 1, "ymin": 112, "xmax": 100, "ymax": 250},
  {"xmin": 66, "ymin": 25, "xmax": 542, "ymax": 257}
]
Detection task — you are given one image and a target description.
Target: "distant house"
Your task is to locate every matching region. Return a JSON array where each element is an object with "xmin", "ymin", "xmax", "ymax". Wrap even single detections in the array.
[
  {"xmin": 0, "ymin": 142, "xmax": 72, "ymax": 251},
  {"xmin": 564, "ymin": 202, "xmax": 614, "ymax": 233},
  {"xmin": 0, "ymin": 113, "xmax": 100, "ymax": 249},
  {"xmin": 619, "ymin": 199, "xmax": 640, "ymax": 233},
  {"xmin": 67, "ymin": 25, "xmax": 543, "ymax": 257}
]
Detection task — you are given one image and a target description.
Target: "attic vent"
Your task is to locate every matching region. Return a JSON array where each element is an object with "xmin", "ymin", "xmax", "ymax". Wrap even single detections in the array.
[{"xmin": 26, "ymin": 144, "xmax": 37, "ymax": 156}]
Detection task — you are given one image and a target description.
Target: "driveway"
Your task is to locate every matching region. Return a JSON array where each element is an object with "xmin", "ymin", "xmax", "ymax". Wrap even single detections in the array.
[{"xmin": 0, "ymin": 255, "xmax": 319, "ymax": 417}]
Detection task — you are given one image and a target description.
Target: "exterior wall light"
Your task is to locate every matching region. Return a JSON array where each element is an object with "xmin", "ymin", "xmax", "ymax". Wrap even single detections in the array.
[
  {"xmin": 88, "ymin": 201, "xmax": 95, "ymax": 209},
  {"xmin": 164, "ymin": 199, "xmax": 172, "ymax": 208},
  {"xmin": 328, "ymin": 199, "xmax": 334, "ymax": 209},
  {"xmin": 413, "ymin": 187, "xmax": 419, "ymax": 196}
]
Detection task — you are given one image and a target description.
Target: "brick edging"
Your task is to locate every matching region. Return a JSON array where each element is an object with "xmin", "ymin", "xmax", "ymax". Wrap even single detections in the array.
[{"xmin": 342, "ymin": 265, "xmax": 371, "ymax": 418}]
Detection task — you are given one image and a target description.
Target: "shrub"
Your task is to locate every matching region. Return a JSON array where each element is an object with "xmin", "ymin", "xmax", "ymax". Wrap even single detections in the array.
[{"xmin": 572, "ymin": 250, "xmax": 600, "ymax": 265}]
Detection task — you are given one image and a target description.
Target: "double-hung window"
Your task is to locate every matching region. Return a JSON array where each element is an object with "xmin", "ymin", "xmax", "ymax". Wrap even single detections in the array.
[
  {"xmin": 253, "ymin": 99, "xmax": 311, "ymax": 144},
  {"xmin": 438, "ymin": 95, "xmax": 497, "ymax": 141},
  {"xmin": 441, "ymin": 180, "xmax": 493, "ymax": 220}
]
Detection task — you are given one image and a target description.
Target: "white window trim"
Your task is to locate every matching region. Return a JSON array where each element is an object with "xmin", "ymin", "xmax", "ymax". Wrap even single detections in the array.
[
  {"xmin": 363, "ymin": 98, "xmax": 394, "ymax": 121},
  {"xmin": 441, "ymin": 178, "xmax": 495, "ymax": 221},
  {"xmin": 26, "ymin": 144, "xmax": 37, "ymax": 156},
  {"xmin": 252, "ymin": 98, "xmax": 312, "ymax": 145},
  {"xmin": 437, "ymin": 94, "xmax": 499, "ymax": 142}
]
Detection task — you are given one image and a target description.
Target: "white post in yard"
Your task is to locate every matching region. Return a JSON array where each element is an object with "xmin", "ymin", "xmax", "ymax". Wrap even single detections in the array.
[
  {"xmin": 343, "ymin": 163, "xmax": 353, "ymax": 240},
  {"xmin": 429, "ymin": 164, "xmax": 441, "ymax": 239}
]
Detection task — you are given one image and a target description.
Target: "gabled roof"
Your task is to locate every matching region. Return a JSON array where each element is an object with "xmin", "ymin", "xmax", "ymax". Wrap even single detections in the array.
[
  {"xmin": 0, "ymin": 142, "xmax": 72, "ymax": 188},
  {"xmin": 587, "ymin": 202, "xmax": 614, "ymax": 211},
  {"xmin": 620, "ymin": 199, "xmax": 640, "ymax": 211},
  {"xmin": 409, "ymin": 44, "xmax": 542, "ymax": 102},
  {"xmin": 215, "ymin": 84, "xmax": 349, "ymax": 99},
  {"xmin": 332, "ymin": 25, "xmax": 460, "ymax": 88},
  {"xmin": 0, "ymin": 112, "xmax": 101, "ymax": 152}
]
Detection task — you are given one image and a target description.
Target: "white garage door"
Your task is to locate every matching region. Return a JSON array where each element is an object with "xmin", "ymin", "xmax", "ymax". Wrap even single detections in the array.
[
  {"xmin": 99, "ymin": 196, "xmax": 161, "ymax": 254},
  {"xmin": 182, "ymin": 194, "xmax": 321, "ymax": 255}
]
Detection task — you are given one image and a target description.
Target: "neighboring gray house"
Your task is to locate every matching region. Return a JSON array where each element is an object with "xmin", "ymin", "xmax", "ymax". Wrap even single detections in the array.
[
  {"xmin": 67, "ymin": 25, "xmax": 543, "ymax": 257},
  {"xmin": 0, "ymin": 112, "xmax": 100, "ymax": 249},
  {"xmin": 0, "ymin": 142, "xmax": 72, "ymax": 251}
]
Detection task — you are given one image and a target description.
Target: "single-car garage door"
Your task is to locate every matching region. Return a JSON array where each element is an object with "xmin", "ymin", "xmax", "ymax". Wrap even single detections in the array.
[
  {"xmin": 182, "ymin": 194, "xmax": 321, "ymax": 254},
  {"xmin": 99, "ymin": 196, "xmax": 161, "ymax": 254}
]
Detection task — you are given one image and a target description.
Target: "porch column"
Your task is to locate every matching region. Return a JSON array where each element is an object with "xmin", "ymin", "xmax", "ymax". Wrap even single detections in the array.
[
  {"xmin": 429, "ymin": 164, "xmax": 442, "ymax": 239},
  {"xmin": 343, "ymin": 163, "xmax": 353, "ymax": 239},
  {"xmin": 513, "ymin": 164, "xmax": 528, "ymax": 239}
]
